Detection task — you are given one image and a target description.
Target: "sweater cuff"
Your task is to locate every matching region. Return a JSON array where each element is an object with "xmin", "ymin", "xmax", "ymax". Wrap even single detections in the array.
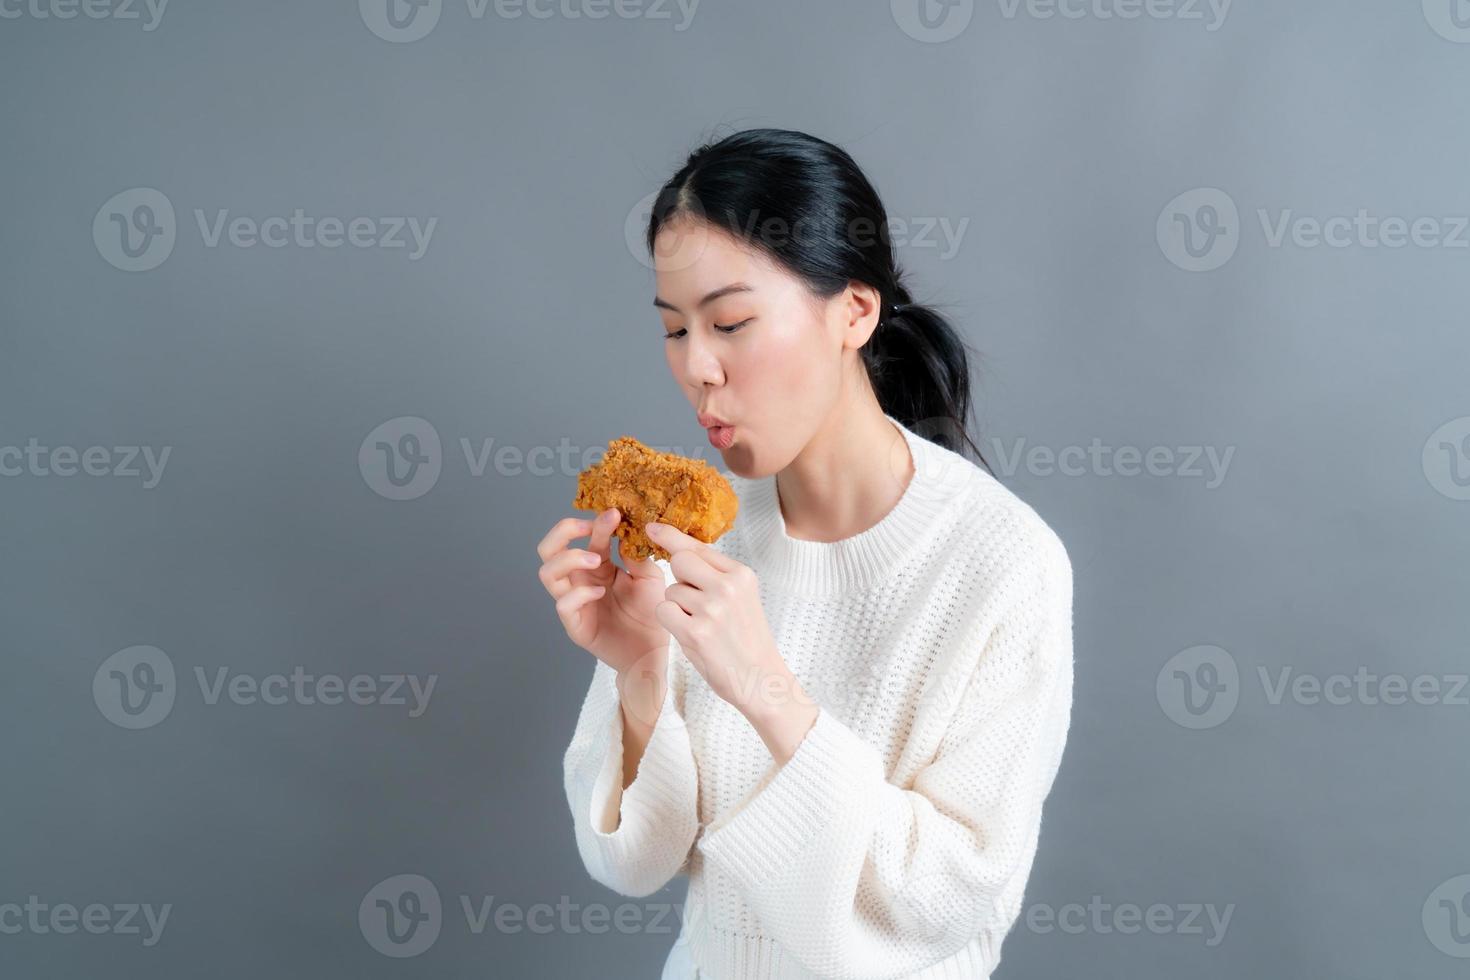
[
  {"xmin": 696, "ymin": 705, "xmax": 884, "ymax": 888},
  {"xmin": 586, "ymin": 663, "xmax": 693, "ymax": 852}
]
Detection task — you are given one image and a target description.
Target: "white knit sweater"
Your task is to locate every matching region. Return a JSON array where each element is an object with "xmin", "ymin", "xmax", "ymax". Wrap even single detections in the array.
[{"xmin": 562, "ymin": 415, "xmax": 1074, "ymax": 980}]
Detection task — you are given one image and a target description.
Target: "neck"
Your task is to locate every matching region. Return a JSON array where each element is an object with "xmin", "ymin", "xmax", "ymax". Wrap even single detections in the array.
[{"xmin": 775, "ymin": 395, "xmax": 914, "ymax": 544}]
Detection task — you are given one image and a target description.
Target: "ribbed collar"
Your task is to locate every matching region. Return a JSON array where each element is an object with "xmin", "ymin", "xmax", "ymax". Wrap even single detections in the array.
[{"xmin": 739, "ymin": 414, "xmax": 973, "ymax": 595}]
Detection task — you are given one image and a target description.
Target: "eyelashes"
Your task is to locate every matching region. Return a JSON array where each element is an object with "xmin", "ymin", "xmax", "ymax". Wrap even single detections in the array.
[{"xmin": 663, "ymin": 319, "xmax": 751, "ymax": 341}]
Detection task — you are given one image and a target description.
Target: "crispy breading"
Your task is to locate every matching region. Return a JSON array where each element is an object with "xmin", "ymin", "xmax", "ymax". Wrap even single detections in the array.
[{"xmin": 573, "ymin": 436, "xmax": 738, "ymax": 562}]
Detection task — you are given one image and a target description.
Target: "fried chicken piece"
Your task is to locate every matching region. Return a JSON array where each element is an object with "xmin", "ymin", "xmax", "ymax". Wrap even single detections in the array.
[{"xmin": 573, "ymin": 435, "xmax": 738, "ymax": 562}]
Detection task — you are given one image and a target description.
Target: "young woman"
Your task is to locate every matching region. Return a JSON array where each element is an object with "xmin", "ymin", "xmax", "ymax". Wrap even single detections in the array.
[{"xmin": 537, "ymin": 128, "xmax": 1074, "ymax": 979}]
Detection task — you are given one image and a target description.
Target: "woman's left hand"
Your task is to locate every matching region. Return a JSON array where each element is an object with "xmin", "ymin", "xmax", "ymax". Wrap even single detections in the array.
[{"xmin": 644, "ymin": 521, "xmax": 793, "ymax": 718}]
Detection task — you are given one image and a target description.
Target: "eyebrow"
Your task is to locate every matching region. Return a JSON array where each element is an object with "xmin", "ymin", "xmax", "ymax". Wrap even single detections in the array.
[{"xmin": 652, "ymin": 282, "xmax": 754, "ymax": 314}]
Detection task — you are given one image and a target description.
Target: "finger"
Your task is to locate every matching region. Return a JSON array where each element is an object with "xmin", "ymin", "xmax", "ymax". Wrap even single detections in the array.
[
  {"xmin": 539, "ymin": 548, "xmax": 603, "ymax": 599},
  {"xmin": 537, "ymin": 516, "xmax": 594, "ymax": 563},
  {"xmin": 617, "ymin": 538, "xmax": 665, "ymax": 581},
  {"xmin": 653, "ymin": 598, "xmax": 694, "ymax": 648},
  {"xmin": 664, "ymin": 581, "xmax": 712, "ymax": 618},
  {"xmin": 667, "ymin": 548, "xmax": 724, "ymax": 592},
  {"xmin": 555, "ymin": 583, "xmax": 606, "ymax": 630},
  {"xmin": 645, "ymin": 521, "xmax": 740, "ymax": 572},
  {"xmin": 587, "ymin": 507, "xmax": 620, "ymax": 564}
]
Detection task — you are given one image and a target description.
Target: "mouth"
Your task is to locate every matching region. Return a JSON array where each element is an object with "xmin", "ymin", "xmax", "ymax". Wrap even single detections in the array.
[
  {"xmin": 706, "ymin": 424, "xmax": 735, "ymax": 450},
  {"xmin": 697, "ymin": 411, "xmax": 732, "ymax": 429}
]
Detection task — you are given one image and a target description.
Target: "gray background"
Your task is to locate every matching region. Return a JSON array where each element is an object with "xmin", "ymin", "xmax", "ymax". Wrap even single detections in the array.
[{"xmin": 2, "ymin": 0, "xmax": 1468, "ymax": 976}]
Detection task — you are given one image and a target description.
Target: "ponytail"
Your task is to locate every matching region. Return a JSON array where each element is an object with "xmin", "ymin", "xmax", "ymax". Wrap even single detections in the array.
[{"xmin": 865, "ymin": 288, "xmax": 990, "ymax": 471}]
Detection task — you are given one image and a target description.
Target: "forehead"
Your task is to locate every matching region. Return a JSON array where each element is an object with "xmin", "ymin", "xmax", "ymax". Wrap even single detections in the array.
[{"xmin": 652, "ymin": 218, "xmax": 784, "ymax": 297}]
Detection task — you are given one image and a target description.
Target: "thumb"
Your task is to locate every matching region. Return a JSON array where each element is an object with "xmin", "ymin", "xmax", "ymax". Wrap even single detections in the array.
[{"xmin": 619, "ymin": 540, "xmax": 664, "ymax": 582}]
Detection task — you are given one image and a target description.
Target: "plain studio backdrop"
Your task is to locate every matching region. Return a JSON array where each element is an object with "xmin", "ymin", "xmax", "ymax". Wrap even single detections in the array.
[{"xmin": 2, "ymin": 1, "xmax": 1468, "ymax": 977}]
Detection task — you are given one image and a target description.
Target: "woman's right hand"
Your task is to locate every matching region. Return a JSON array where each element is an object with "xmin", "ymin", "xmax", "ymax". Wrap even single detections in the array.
[{"xmin": 537, "ymin": 507, "xmax": 671, "ymax": 677}]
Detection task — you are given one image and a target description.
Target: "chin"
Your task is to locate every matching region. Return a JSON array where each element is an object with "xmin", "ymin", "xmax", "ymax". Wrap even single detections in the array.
[
  {"xmin": 721, "ymin": 445, "xmax": 789, "ymax": 481},
  {"xmin": 716, "ymin": 447, "xmax": 762, "ymax": 480}
]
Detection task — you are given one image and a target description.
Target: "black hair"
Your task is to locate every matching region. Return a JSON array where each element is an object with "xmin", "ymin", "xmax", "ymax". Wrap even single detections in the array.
[{"xmin": 644, "ymin": 126, "xmax": 991, "ymax": 473}]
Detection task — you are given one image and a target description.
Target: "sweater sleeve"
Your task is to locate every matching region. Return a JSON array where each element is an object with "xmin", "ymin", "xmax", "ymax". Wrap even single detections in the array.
[
  {"xmin": 694, "ymin": 528, "xmax": 1074, "ymax": 979},
  {"xmin": 562, "ymin": 563, "xmax": 701, "ymax": 898}
]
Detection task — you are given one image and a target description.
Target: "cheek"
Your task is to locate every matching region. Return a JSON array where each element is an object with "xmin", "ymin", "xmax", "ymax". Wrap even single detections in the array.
[{"xmin": 744, "ymin": 318, "xmax": 837, "ymax": 407}]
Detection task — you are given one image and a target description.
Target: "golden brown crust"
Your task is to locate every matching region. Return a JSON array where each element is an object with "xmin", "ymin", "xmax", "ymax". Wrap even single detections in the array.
[{"xmin": 573, "ymin": 436, "xmax": 739, "ymax": 562}]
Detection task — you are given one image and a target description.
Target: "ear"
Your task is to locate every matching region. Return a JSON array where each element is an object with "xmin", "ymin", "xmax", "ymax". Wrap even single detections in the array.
[{"xmin": 839, "ymin": 280, "xmax": 884, "ymax": 350}]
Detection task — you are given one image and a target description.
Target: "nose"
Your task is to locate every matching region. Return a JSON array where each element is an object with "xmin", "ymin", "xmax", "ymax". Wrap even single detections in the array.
[{"xmin": 675, "ymin": 329, "xmax": 725, "ymax": 388}]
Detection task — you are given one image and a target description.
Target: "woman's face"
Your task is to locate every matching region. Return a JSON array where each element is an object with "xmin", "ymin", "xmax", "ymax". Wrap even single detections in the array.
[{"xmin": 651, "ymin": 216, "xmax": 875, "ymax": 479}]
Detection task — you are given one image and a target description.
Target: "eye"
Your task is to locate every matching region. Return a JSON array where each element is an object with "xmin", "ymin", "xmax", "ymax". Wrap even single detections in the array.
[{"xmin": 663, "ymin": 319, "xmax": 751, "ymax": 341}]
